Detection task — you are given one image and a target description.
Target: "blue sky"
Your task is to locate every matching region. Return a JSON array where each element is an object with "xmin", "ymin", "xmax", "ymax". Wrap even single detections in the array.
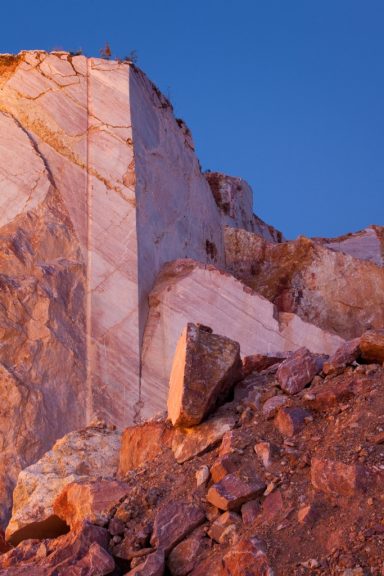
[{"xmin": 1, "ymin": 0, "xmax": 383, "ymax": 238}]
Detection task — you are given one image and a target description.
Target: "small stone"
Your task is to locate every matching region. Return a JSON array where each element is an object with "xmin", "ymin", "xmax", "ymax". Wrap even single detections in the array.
[
  {"xmin": 206, "ymin": 473, "xmax": 266, "ymax": 511},
  {"xmin": 242, "ymin": 354, "xmax": 284, "ymax": 377},
  {"xmin": 275, "ymin": 407, "xmax": 311, "ymax": 437},
  {"xmin": 222, "ymin": 537, "xmax": 274, "ymax": 575},
  {"xmin": 210, "ymin": 453, "xmax": 241, "ymax": 483},
  {"xmin": 126, "ymin": 549, "xmax": 165, "ymax": 576},
  {"xmin": 207, "ymin": 511, "xmax": 241, "ymax": 544},
  {"xmin": 262, "ymin": 395, "xmax": 289, "ymax": 419},
  {"xmin": 311, "ymin": 457, "xmax": 367, "ymax": 496},
  {"xmin": 196, "ymin": 465, "xmax": 210, "ymax": 487},
  {"xmin": 241, "ymin": 500, "xmax": 261, "ymax": 526},
  {"xmin": 360, "ymin": 329, "xmax": 384, "ymax": 364}
]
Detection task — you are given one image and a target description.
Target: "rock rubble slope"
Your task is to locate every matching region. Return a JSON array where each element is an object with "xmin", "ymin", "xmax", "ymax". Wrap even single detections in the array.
[{"xmin": 2, "ymin": 326, "xmax": 384, "ymax": 574}]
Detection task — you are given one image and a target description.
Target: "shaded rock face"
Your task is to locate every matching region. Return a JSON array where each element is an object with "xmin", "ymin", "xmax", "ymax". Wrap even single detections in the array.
[
  {"xmin": 313, "ymin": 225, "xmax": 384, "ymax": 267},
  {"xmin": 225, "ymin": 229, "xmax": 384, "ymax": 339}
]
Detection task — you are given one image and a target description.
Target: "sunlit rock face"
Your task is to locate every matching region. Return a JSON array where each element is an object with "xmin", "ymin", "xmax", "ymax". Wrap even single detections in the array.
[
  {"xmin": 224, "ymin": 228, "xmax": 384, "ymax": 339},
  {"xmin": 313, "ymin": 225, "xmax": 384, "ymax": 267},
  {"xmin": 0, "ymin": 51, "xmax": 279, "ymax": 523}
]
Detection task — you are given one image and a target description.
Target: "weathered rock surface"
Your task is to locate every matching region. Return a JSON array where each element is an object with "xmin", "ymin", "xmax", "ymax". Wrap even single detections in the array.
[
  {"xmin": 150, "ymin": 501, "xmax": 205, "ymax": 554},
  {"xmin": 205, "ymin": 172, "xmax": 284, "ymax": 242},
  {"xmin": 168, "ymin": 323, "xmax": 242, "ymax": 427},
  {"xmin": 222, "ymin": 537, "xmax": 274, "ymax": 576},
  {"xmin": 118, "ymin": 421, "xmax": 173, "ymax": 476},
  {"xmin": 360, "ymin": 329, "xmax": 384, "ymax": 363},
  {"xmin": 311, "ymin": 457, "xmax": 366, "ymax": 497},
  {"xmin": 225, "ymin": 229, "xmax": 384, "ymax": 339},
  {"xmin": 53, "ymin": 479, "xmax": 129, "ymax": 530},
  {"xmin": 6, "ymin": 425, "xmax": 121, "ymax": 544},
  {"xmin": 276, "ymin": 347, "xmax": 323, "ymax": 394},
  {"xmin": 141, "ymin": 259, "xmax": 344, "ymax": 418},
  {"xmin": 206, "ymin": 473, "xmax": 266, "ymax": 511}
]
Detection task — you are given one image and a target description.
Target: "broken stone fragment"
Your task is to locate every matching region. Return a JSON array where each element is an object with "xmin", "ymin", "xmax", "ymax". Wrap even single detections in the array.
[
  {"xmin": 53, "ymin": 479, "xmax": 129, "ymax": 530},
  {"xmin": 222, "ymin": 537, "xmax": 274, "ymax": 576},
  {"xmin": 167, "ymin": 323, "xmax": 242, "ymax": 427},
  {"xmin": 311, "ymin": 457, "xmax": 367, "ymax": 496},
  {"xmin": 167, "ymin": 526, "xmax": 208, "ymax": 576},
  {"xmin": 206, "ymin": 473, "xmax": 266, "ymax": 511},
  {"xmin": 360, "ymin": 329, "xmax": 384, "ymax": 364},
  {"xmin": 118, "ymin": 421, "xmax": 172, "ymax": 477},
  {"xmin": 241, "ymin": 499, "xmax": 261, "ymax": 526},
  {"xmin": 210, "ymin": 453, "xmax": 241, "ymax": 483},
  {"xmin": 322, "ymin": 338, "xmax": 361, "ymax": 375},
  {"xmin": 150, "ymin": 501, "xmax": 205, "ymax": 555},
  {"xmin": 172, "ymin": 414, "xmax": 236, "ymax": 464},
  {"xmin": 277, "ymin": 347, "xmax": 323, "ymax": 395},
  {"xmin": 125, "ymin": 549, "xmax": 165, "ymax": 576},
  {"xmin": 275, "ymin": 407, "xmax": 311, "ymax": 437},
  {"xmin": 195, "ymin": 466, "xmax": 210, "ymax": 487},
  {"xmin": 306, "ymin": 372, "xmax": 369, "ymax": 411},
  {"xmin": 207, "ymin": 511, "xmax": 241, "ymax": 544}
]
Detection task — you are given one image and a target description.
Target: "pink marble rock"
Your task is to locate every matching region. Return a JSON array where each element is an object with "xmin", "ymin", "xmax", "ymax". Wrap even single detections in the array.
[{"xmin": 140, "ymin": 259, "xmax": 344, "ymax": 418}]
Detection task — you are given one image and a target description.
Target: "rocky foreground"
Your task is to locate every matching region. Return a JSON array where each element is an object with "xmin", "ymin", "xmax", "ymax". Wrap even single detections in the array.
[{"xmin": 1, "ymin": 325, "xmax": 384, "ymax": 574}]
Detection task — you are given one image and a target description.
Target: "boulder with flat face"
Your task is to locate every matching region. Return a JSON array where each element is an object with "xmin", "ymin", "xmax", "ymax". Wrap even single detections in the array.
[{"xmin": 168, "ymin": 323, "xmax": 242, "ymax": 427}]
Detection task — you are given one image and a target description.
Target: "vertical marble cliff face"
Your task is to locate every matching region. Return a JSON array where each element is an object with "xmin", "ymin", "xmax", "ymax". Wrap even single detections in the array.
[{"xmin": 0, "ymin": 51, "xmax": 269, "ymax": 521}]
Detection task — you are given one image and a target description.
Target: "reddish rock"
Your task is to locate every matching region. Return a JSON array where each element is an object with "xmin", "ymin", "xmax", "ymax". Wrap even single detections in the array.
[
  {"xmin": 262, "ymin": 395, "xmax": 289, "ymax": 419},
  {"xmin": 306, "ymin": 373, "xmax": 369, "ymax": 411},
  {"xmin": 262, "ymin": 489, "xmax": 284, "ymax": 522},
  {"xmin": 360, "ymin": 329, "xmax": 384, "ymax": 363},
  {"xmin": 277, "ymin": 347, "xmax": 322, "ymax": 395},
  {"xmin": 150, "ymin": 501, "xmax": 205, "ymax": 555},
  {"xmin": 210, "ymin": 453, "xmax": 241, "ymax": 483},
  {"xmin": 323, "ymin": 338, "xmax": 361, "ymax": 375},
  {"xmin": 254, "ymin": 441, "xmax": 279, "ymax": 469},
  {"xmin": 206, "ymin": 473, "xmax": 266, "ymax": 511},
  {"xmin": 218, "ymin": 429, "xmax": 249, "ymax": 456},
  {"xmin": 53, "ymin": 479, "xmax": 129, "ymax": 529},
  {"xmin": 172, "ymin": 415, "xmax": 236, "ymax": 464},
  {"xmin": 222, "ymin": 537, "xmax": 274, "ymax": 575},
  {"xmin": 126, "ymin": 549, "xmax": 165, "ymax": 576},
  {"xmin": 0, "ymin": 530, "xmax": 10, "ymax": 554},
  {"xmin": 189, "ymin": 552, "xmax": 225, "ymax": 576},
  {"xmin": 311, "ymin": 457, "xmax": 367, "ymax": 496},
  {"xmin": 0, "ymin": 522, "xmax": 112, "ymax": 574},
  {"xmin": 207, "ymin": 511, "xmax": 241, "ymax": 543},
  {"xmin": 241, "ymin": 499, "xmax": 261, "ymax": 526},
  {"xmin": 168, "ymin": 527, "xmax": 208, "ymax": 576},
  {"xmin": 242, "ymin": 354, "xmax": 284, "ymax": 377},
  {"xmin": 118, "ymin": 422, "xmax": 172, "ymax": 476},
  {"xmin": 297, "ymin": 502, "xmax": 320, "ymax": 526},
  {"xmin": 167, "ymin": 323, "xmax": 242, "ymax": 427},
  {"xmin": 275, "ymin": 406, "xmax": 311, "ymax": 437}
]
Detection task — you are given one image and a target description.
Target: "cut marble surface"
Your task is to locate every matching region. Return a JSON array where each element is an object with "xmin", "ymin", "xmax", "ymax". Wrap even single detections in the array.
[{"xmin": 140, "ymin": 259, "xmax": 344, "ymax": 420}]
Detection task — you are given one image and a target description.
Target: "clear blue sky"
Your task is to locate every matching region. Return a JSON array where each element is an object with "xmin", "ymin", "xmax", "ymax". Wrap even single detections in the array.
[{"xmin": 1, "ymin": 0, "xmax": 383, "ymax": 239}]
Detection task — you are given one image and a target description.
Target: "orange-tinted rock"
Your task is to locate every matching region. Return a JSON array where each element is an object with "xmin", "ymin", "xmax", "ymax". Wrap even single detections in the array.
[
  {"xmin": 323, "ymin": 338, "xmax": 361, "ymax": 375},
  {"xmin": 189, "ymin": 551, "xmax": 225, "ymax": 576},
  {"xmin": 210, "ymin": 453, "xmax": 241, "ymax": 483},
  {"xmin": 275, "ymin": 406, "xmax": 311, "ymax": 437},
  {"xmin": 172, "ymin": 415, "xmax": 236, "ymax": 464},
  {"xmin": 222, "ymin": 537, "xmax": 274, "ymax": 576},
  {"xmin": 167, "ymin": 323, "xmax": 242, "ymax": 427},
  {"xmin": 360, "ymin": 329, "xmax": 384, "ymax": 364},
  {"xmin": 218, "ymin": 429, "xmax": 250, "ymax": 456},
  {"xmin": 150, "ymin": 501, "xmax": 205, "ymax": 555},
  {"xmin": 242, "ymin": 354, "xmax": 284, "ymax": 377},
  {"xmin": 225, "ymin": 231, "xmax": 384, "ymax": 340},
  {"xmin": 297, "ymin": 502, "xmax": 320, "ymax": 526},
  {"xmin": 53, "ymin": 479, "xmax": 129, "ymax": 529},
  {"xmin": 207, "ymin": 511, "xmax": 241, "ymax": 544},
  {"xmin": 126, "ymin": 549, "xmax": 165, "ymax": 576},
  {"xmin": 277, "ymin": 348, "xmax": 322, "ymax": 395},
  {"xmin": 167, "ymin": 527, "xmax": 208, "ymax": 576},
  {"xmin": 311, "ymin": 457, "xmax": 367, "ymax": 496},
  {"xmin": 118, "ymin": 421, "xmax": 172, "ymax": 476},
  {"xmin": 206, "ymin": 473, "xmax": 266, "ymax": 511}
]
